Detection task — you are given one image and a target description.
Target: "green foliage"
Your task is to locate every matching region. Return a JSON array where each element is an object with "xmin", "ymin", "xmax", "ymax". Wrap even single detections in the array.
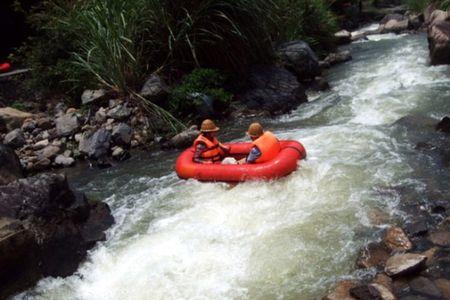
[
  {"xmin": 10, "ymin": 101, "xmax": 28, "ymax": 112},
  {"xmin": 169, "ymin": 69, "xmax": 232, "ymax": 117},
  {"xmin": 403, "ymin": 0, "xmax": 450, "ymax": 12}
]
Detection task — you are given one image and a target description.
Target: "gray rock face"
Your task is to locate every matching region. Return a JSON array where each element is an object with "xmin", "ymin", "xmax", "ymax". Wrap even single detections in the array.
[
  {"xmin": 428, "ymin": 20, "xmax": 450, "ymax": 65},
  {"xmin": 385, "ymin": 253, "xmax": 427, "ymax": 277},
  {"xmin": 112, "ymin": 123, "xmax": 132, "ymax": 146},
  {"xmin": 0, "ymin": 173, "xmax": 114, "ymax": 299},
  {"xmin": 55, "ymin": 113, "xmax": 80, "ymax": 137},
  {"xmin": 277, "ymin": 40, "xmax": 320, "ymax": 81},
  {"xmin": 0, "ymin": 144, "xmax": 23, "ymax": 185},
  {"xmin": 4, "ymin": 129, "xmax": 26, "ymax": 149},
  {"xmin": 429, "ymin": 10, "xmax": 449, "ymax": 27},
  {"xmin": 380, "ymin": 19, "xmax": 409, "ymax": 33},
  {"xmin": 140, "ymin": 74, "xmax": 170, "ymax": 100},
  {"xmin": 169, "ymin": 125, "xmax": 200, "ymax": 149},
  {"xmin": 107, "ymin": 103, "xmax": 132, "ymax": 121},
  {"xmin": 79, "ymin": 128, "xmax": 111, "ymax": 159},
  {"xmin": 239, "ymin": 65, "xmax": 307, "ymax": 115},
  {"xmin": 81, "ymin": 89, "xmax": 106, "ymax": 105}
]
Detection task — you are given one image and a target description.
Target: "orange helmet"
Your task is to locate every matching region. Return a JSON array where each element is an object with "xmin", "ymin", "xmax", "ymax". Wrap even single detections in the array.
[{"xmin": 200, "ymin": 119, "xmax": 220, "ymax": 132}]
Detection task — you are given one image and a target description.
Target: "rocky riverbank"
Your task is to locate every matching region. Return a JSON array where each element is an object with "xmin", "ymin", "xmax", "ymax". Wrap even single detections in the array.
[
  {"xmin": 322, "ymin": 116, "xmax": 450, "ymax": 300},
  {"xmin": 0, "ymin": 144, "xmax": 114, "ymax": 299}
]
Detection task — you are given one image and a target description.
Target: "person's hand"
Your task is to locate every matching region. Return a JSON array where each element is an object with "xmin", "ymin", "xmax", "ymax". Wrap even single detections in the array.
[{"xmin": 237, "ymin": 158, "xmax": 246, "ymax": 165}]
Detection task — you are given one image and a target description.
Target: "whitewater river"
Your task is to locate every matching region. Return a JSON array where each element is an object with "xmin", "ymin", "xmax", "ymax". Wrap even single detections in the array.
[{"xmin": 17, "ymin": 31, "xmax": 450, "ymax": 299}]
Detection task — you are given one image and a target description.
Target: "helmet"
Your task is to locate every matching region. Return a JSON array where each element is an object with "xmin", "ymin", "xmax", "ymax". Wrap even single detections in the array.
[
  {"xmin": 247, "ymin": 122, "xmax": 264, "ymax": 138},
  {"xmin": 200, "ymin": 119, "xmax": 220, "ymax": 132}
]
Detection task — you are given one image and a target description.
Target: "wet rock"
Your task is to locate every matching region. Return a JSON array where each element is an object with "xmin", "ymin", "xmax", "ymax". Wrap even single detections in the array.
[
  {"xmin": 79, "ymin": 128, "xmax": 111, "ymax": 159},
  {"xmin": 385, "ymin": 253, "xmax": 427, "ymax": 277},
  {"xmin": 380, "ymin": 19, "xmax": 409, "ymax": 34},
  {"xmin": 409, "ymin": 276, "xmax": 442, "ymax": 298},
  {"xmin": 322, "ymin": 51, "xmax": 352, "ymax": 68},
  {"xmin": 111, "ymin": 146, "xmax": 130, "ymax": 161},
  {"xmin": 81, "ymin": 89, "xmax": 106, "ymax": 105},
  {"xmin": 0, "ymin": 107, "xmax": 33, "ymax": 132},
  {"xmin": 349, "ymin": 285, "xmax": 374, "ymax": 299},
  {"xmin": 408, "ymin": 14, "xmax": 423, "ymax": 31},
  {"xmin": 55, "ymin": 113, "xmax": 80, "ymax": 137},
  {"xmin": 429, "ymin": 10, "xmax": 449, "ymax": 27},
  {"xmin": 323, "ymin": 280, "xmax": 358, "ymax": 300},
  {"xmin": 277, "ymin": 40, "xmax": 320, "ymax": 81},
  {"xmin": 168, "ymin": 125, "xmax": 200, "ymax": 149},
  {"xmin": 380, "ymin": 13, "xmax": 406, "ymax": 25},
  {"xmin": 112, "ymin": 123, "xmax": 132, "ymax": 146},
  {"xmin": 335, "ymin": 30, "xmax": 352, "ymax": 45},
  {"xmin": 0, "ymin": 144, "xmax": 23, "ymax": 185},
  {"xmin": 239, "ymin": 65, "xmax": 307, "ymax": 115},
  {"xmin": 37, "ymin": 145, "xmax": 60, "ymax": 160},
  {"xmin": 3, "ymin": 129, "xmax": 26, "ymax": 149},
  {"xmin": 0, "ymin": 173, "xmax": 114, "ymax": 299},
  {"xmin": 434, "ymin": 278, "xmax": 450, "ymax": 299},
  {"xmin": 424, "ymin": 4, "xmax": 437, "ymax": 23},
  {"xmin": 140, "ymin": 74, "xmax": 170, "ymax": 101},
  {"xmin": 436, "ymin": 116, "xmax": 450, "ymax": 133},
  {"xmin": 428, "ymin": 20, "xmax": 450, "ymax": 65},
  {"xmin": 368, "ymin": 283, "xmax": 395, "ymax": 300},
  {"xmin": 373, "ymin": 273, "xmax": 393, "ymax": 290},
  {"xmin": 54, "ymin": 154, "xmax": 75, "ymax": 167},
  {"xmin": 357, "ymin": 242, "xmax": 391, "ymax": 269},
  {"xmin": 107, "ymin": 103, "xmax": 132, "ymax": 121},
  {"xmin": 429, "ymin": 230, "xmax": 450, "ymax": 247},
  {"xmin": 311, "ymin": 77, "xmax": 330, "ymax": 91},
  {"xmin": 405, "ymin": 219, "xmax": 429, "ymax": 237},
  {"xmin": 384, "ymin": 227, "xmax": 413, "ymax": 251}
]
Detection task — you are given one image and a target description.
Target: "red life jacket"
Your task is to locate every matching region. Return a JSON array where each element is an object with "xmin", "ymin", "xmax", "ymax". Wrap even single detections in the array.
[
  {"xmin": 193, "ymin": 135, "xmax": 224, "ymax": 162},
  {"xmin": 252, "ymin": 131, "xmax": 281, "ymax": 163}
]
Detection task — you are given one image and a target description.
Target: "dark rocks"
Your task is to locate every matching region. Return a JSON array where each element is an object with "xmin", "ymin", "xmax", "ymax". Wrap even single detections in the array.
[
  {"xmin": 3, "ymin": 128, "xmax": 26, "ymax": 149},
  {"xmin": 0, "ymin": 173, "xmax": 114, "ymax": 298},
  {"xmin": 239, "ymin": 65, "xmax": 307, "ymax": 115},
  {"xmin": 409, "ymin": 276, "xmax": 442, "ymax": 298},
  {"xmin": 335, "ymin": 30, "xmax": 352, "ymax": 45},
  {"xmin": 349, "ymin": 285, "xmax": 373, "ymax": 299},
  {"xmin": 55, "ymin": 113, "xmax": 80, "ymax": 137},
  {"xmin": 107, "ymin": 103, "xmax": 132, "ymax": 121},
  {"xmin": 112, "ymin": 123, "xmax": 132, "ymax": 146},
  {"xmin": 37, "ymin": 145, "xmax": 60, "ymax": 160},
  {"xmin": 436, "ymin": 116, "xmax": 450, "ymax": 133},
  {"xmin": 380, "ymin": 13, "xmax": 406, "ymax": 25},
  {"xmin": 368, "ymin": 283, "xmax": 395, "ymax": 300},
  {"xmin": 380, "ymin": 19, "xmax": 409, "ymax": 34},
  {"xmin": 428, "ymin": 20, "xmax": 450, "ymax": 65},
  {"xmin": 79, "ymin": 128, "xmax": 111, "ymax": 159},
  {"xmin": 357, "ymin": 242, "xmax": 391, "ymax": 269},
  {"xmin": 111, "ymin": 146, "xmax": 130, "ymax": 161},
  {"xmin": 140, "ymin": 74, "xmax": 170, "ymax": 101},
  {"xmin": 429, "ymin": 230, "xmax": 450, "ymax": 247},
  {"xmin": 81, "ymin": 89, "xmax": 107, "ymax": 105},
  {"xmin": 0, "ymin": 107, "xmax": 33, "ymax": 132},
  {"xmin": 385, "ymin": 253, "xmax": 427, "ymax": 277},
  {"xmin": 322, "ymin": 51, "xmax": 352, "ymax": 68},
  {"xmin": 405, "ymin": 219, "xmax": 429, "ymax": 237},
  {"xmin": 0, "ymin": 144, "xmax": 23, "ymax": 185},
  {"xmin": 323, "ymin": 280, "xmax": 358, "ymax": 300},
  {"xmin": 168, "ymin": 125, "xmax": 200, "ymax": 149},
  {"xmin": 277, "ymin": 40, "xmax": 320, "ymax": 81}
]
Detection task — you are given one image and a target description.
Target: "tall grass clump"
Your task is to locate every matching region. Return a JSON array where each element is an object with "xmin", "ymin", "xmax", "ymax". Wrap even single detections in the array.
[{"xmin": 403, "ymin": 0, "xmax": 450, "ymax": 12}]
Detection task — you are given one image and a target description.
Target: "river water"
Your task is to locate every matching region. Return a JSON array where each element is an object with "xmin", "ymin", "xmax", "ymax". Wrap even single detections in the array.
[{"xmin": 17, "ymin": 31, "xmax": 450, "ymax": 299}]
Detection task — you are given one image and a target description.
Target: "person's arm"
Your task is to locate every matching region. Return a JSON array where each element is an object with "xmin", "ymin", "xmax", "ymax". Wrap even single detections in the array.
[
  {"xmin": 193, "ymin": 143, "xmax": 207, "ymax": 163},
  {"xmin": 245, "ymin": 146, "xmax": 262, "ymax": 164},
  {"xmin": 219, "ymin": 143, "xmax": 230, "ymax": 155}
]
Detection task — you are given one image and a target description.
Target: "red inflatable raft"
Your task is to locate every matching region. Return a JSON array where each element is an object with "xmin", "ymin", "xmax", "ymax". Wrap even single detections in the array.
[{"xmin": 175, "ymin": 140, "xmax": 306, "ymax": 182}]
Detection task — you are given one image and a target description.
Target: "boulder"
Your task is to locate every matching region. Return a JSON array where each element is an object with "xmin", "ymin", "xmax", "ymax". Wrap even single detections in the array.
[
  {"xmin": 0, "ymin": 107, "xmax": 33, "ymax": 132},
  {"xmin": 55, "ymin": 113, "xmax": 80, "ymax": 137},
  {"xmin": 384, "ymin": 253, "xmax": 427, "ymax": 277},
  {"xmin": 111, "ymin": 147, "xmax": 130, "ymax": 161},
  {"xmin": 409, "ymin": 276, "xmax": 442, "ymax": 298},
  {"xmin": 36, "ymin": 117, "xmax": 52, "ymax": 130},
  {"xmin": 408, "ymin": 14, "xmax": 423, "ymax": 30},
  {"xmin": 428, "ymin": 20, "xmax": 450, "ymax": 65},
  {"xmin": 436, "ymin": 116, "xmax": 450, "ymax": 133},
  {"xmin": 140, "ymin": 74, "xmax": 170, "ymax": 101},
  {"xmin": 277, "ymin": 40, "xmax": 321, "ymax": 81},
  {"xmin": 107, "ymin": 103, "xmax": 132, "ymax": 121},
  {"xmin": 368, "ymin": 283, "xmax": 395, "ymax": 300},
  {"xmin": 32, "ymin": 158, "xmax": 51, "ymax": 171},
  {"xmin": 54, "ymin": 155, "xmax": 75, "ymax": 167},
  {"xmin": 112, "ymin": 123, "xmax": 132, "ymax": 146},
  {"xmin": 424, "ymin": 4, "xmax": 437, "ymax": 23},
  {"xmin": 3, "ymin": 129, "xmax": 26, "ymax": 149},
  {"xmin": 323, "ymin": 280, "xmax": 358, "ymax": 300},
  {"xmin": 21, "ymin": 118, "xmax": 37, "ymax": 132},
  {"xmin": 0, "ymin": 144, "xmax": 23, "ymax": 185},
  {"xmin": 428, "ymin": 10, "xmax": 449, "ymax": 27},
  {"xmin": 37, "ymin": 145, "xmax": 60, "ymax": 160},
  {"xmin": 53, "ymin": 102, "xmax": 68, "ymax": 116},
  {"xmin": 239, "ymin": 65, "xmax": 307, "ymax": 115},
  {"xmin": 169, "ymin": 125, "xmax": 200, "ymax": 149},
  {"xmin": 33, "ymin": 139, "xmax": 49, "ymax": 150},
  {"xmin": 0, "ymin": 173, "xmax": 114, "ymax": 299},
  {"xmin": 380, "ymin": 19, "xmax": 409, "ymax": 33},
  {"xmin": 322, "ymin": 51, "xmax": 352, "ymax": 68},
  {"xmin": 357, "ymin": 242, "xmax": 391, "ymax": 269},
  {"xmin": 384, "ymin": 227, "xmax": 413, "ymax": 251},
  {"xmin": 95, "ymin": 107, "xmax": 107, "ymax": 124},
  {"xmin": 79, "ymin": 128, "xmax": 111, "ymax": 159},
  {"xmin": 434, "ymin": 278, "xmax": 450, "ymax": 299},
  {"xmin": 81, "ymin": 89, "xmax": 106, "ymax": 105},
  {"xmin": 380, "ymin": 13, "xmax": 406, "ymax": 25},
  {"xmin": 335, "ymin": 30, "xmax": 352, "ymax": 45},
  {"xmin": 349, "ymin": 285, "xmax": 374, "ymax": 299},
  {"xmin": 429, "ymin": 230, "xmax": 450, "ymax": 247}
]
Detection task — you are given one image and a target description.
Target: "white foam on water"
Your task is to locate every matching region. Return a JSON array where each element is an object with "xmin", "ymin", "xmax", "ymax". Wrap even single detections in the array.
[{"xmin": 15, "ymin": 34, "xmax": 450, "ymax": 300}]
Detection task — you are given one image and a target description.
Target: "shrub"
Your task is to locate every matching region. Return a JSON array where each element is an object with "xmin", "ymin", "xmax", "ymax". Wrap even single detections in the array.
[
  {"xmin": 169, "ymin": 69, "xmax": 232, "ymax": 118},
  {"xmin": 403, "ymin": 0, "xmax": 450, "ymax": 12}
]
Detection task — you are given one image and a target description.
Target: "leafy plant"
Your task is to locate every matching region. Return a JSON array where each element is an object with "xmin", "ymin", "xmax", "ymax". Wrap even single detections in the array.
[{"xmin": 169, "ymin": 68, "xmax": 232, "ymax": 118}]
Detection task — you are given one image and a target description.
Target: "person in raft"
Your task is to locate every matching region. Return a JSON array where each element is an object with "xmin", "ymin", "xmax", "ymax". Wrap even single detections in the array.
[
  {"xmin": 238, "ymin": 122, "xmax": 281, "ymax": 164},
  {"xmin": 193, "ymin": 119, "xmax": 230, "ymax": 163}
]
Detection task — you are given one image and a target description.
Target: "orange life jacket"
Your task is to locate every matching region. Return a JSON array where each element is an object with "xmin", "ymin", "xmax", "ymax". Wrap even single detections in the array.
[
  {"xmin": 193, "ymin": 135, "xmax": 224, "ymax": 162},
  {"xmin": 252, "ymin": 131, "xmax": 281, "ymax": 163}
]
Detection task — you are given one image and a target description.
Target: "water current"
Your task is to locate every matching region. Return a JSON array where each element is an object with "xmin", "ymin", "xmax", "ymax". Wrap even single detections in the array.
[{"xmin": 17, "ymin": 30, "xmax": 450, "ymax": 299}]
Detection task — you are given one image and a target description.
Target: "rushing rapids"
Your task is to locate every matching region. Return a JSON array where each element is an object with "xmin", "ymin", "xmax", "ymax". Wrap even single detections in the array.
[{"xmin": 16, "ymin": 32, "xmax": 450, "ymax": 299}]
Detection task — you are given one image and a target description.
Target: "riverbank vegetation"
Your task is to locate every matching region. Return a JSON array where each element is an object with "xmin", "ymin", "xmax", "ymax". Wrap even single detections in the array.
[
  {"xmin": 13, "ymin": 0, "xmax": 343, "ymax": 122},
  {"xmin": 403, "ymin": 0, "xmax": 450, "ymax": 12}
]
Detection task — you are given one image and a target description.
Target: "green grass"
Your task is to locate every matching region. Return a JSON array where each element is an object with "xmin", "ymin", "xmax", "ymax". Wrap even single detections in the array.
[{"xmin": 403, "ymin": 0, "xmax": 450, "ymax": 12}]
